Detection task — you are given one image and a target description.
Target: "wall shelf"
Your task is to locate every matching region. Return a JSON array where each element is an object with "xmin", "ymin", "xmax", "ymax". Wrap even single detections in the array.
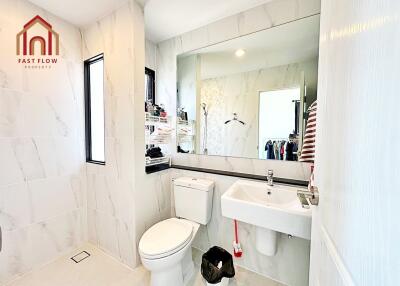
[
  {"xmin": 146, "ymin": 156, "xmax": 170, "ymax": 167},
  {"xmin": 145, "ymin": 113, "xmax": 169, "ymax": 125},
  {"xmin": 145, "ymin": 113, "xmax": 172, "ymax": 172},
  {"xmin": 177, "ymin": 118, "xmax": 195, "ymax": 126}
]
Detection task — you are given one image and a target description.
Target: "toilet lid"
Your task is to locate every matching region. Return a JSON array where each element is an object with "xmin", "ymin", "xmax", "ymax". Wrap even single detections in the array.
[{"xmin": 139, "ymin": 218, "xmax": 193, "ymax": 259}]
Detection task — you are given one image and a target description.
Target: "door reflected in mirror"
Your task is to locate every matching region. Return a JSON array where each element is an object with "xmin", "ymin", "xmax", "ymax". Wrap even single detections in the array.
[{"xmin": 259, "ymin": 88, "xmax": 301, "ymax": 161}]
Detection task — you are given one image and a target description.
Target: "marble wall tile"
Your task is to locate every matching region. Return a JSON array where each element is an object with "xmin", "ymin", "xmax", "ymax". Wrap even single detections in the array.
[
  {"xmin": 0, "ymin": 0, "xmax": 86, "ymax": 284},
  {"xmin": 156, "ymin": 0, "xmax": 319, "ymax": 181},
  {"xmin": 0, "ymin": 226, "xmax": 33, "ymax": 283},
  {"xmin": 115, "ymin": 218, "xmax": 137, "ymax": 267},
  {"xmin": 0, "ymin": 89, "xmax": 24, "ymax": 137},
  {"xmin": 237, "ymin": 5, "xmax": 274, "ymax": 36},
  {"xmin": 87, "ymin": 209, "xmax": 137, "ymax": 269},
  {"xmin": 0, "ymin": 183, "xmax": 32, "ymax": 231},
  {"xmin": 0, "ymin": 139, "xmax": 25, "ymax": 185},
  {"xmin": 156, "ymin": 39, "xmax": 179, "ymax": 116},
  {"xmin": 172, "ymin": 153, "xmax": 312, "ymax": 181},
  {"xmin": 82, "ymin": 0, "xmax": 154, "ymax": 270},
  {"xmin": 145, "ymin": 40, "xmax": 157, "ymax": 71},
  {"xmin": 12, "ymin": 138, "xmax": 46, "ymax": 181},
  {"xmin": 134, "ymin": 170, "xmax": 172, "ymax": 240},
  {"xmin": 28, "ymin": 176, "xmax": 79, "ymax": 223},
  {"xmin": 94, "ymin": 211, "xmax": 121, "ymax": 259},
  {"xmin": 207, "ymin": 15, "xmax": 240, "ymax": 45},
  {"xmin": 179, "ymin": 26, "xmax": 209, "ymax": 55},
  {"xmin": 87, "ymin": 209, "xmax": 98, "ymax": 245},
  {"xmin": 1, "ymin": 135, "xmax": 83, "ymax": 194},
  {"xmin": 28, "ymin": 210, "xmax": 84, "ymax": 268},
  {"xmin": 21, "ymin": 95, "xmax": 56, "ymax": 137},
  {"xmin": 107, "ymin": 96, "xmax": 135, "ymax": 139},
  {"xmin": 0, "ymin": 209, "xmax": 84, "ymax": 285}
]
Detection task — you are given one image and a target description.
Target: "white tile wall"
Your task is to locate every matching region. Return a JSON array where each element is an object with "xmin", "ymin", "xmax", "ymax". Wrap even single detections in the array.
[
  {"xmin": 82, "ymin": 0, "xmax": 172, "ymax": 270},
  {"xmin": 81, "ymin": 1, "xmax": 140, "ymax": 267},
  {"xmin": 145, "ymin": 40, "xmax": 157, "ymax": 72},
  {"xmin": 0, "ymin": 0, "xmax": 86, "ymax": 283}
]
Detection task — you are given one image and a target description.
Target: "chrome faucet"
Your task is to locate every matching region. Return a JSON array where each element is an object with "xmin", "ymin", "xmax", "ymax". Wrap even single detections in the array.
[{"xmin": 267, "ymin": 169, "xmax": 274, "ymax": 186}]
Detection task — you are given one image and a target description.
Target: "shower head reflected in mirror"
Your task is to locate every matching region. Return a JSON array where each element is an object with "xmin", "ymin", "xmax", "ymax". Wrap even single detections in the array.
[
  {"xmin": 201, "ymin": 103, "xmax": 208, "ymax": 155},
  {"xmin": 201, "ymin": 103, "xmax": 208, "ymax": 116}
]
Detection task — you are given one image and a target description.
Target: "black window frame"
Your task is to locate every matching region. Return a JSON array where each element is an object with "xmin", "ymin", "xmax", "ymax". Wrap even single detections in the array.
[
  {"xmin": 145, "ymin": 67, "xmax": 156, "ymax": 105},
  {"xmin": 84, "ymin": 53, "xmax": 106, "ymax": 165}
]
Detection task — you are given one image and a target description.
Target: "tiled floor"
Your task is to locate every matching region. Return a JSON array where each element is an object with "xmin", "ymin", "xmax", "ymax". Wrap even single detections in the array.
[{"xmin": 6, "ymin": 244, "xmax": 284, "ymax": 286}]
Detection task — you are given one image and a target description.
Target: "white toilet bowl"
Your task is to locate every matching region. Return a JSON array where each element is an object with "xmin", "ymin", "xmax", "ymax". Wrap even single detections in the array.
[
  {"xmin": 139, "ymin": 218, "xmax": 200, "ymax": 286},
  {"xmin": 139, "ymin": 177, "xmax": 214, "ymax": 286}
]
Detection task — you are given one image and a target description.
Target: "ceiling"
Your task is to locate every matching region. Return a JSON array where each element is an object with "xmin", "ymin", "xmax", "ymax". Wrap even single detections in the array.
[
  {"xmin": 28, "ymin": 0, "xmax": 141, "ymax": 28},
  {"xmin": 28, "ymin": 0, "xmax": 273, "ymax": 42},
  {"xmin": 145, "ymin": 0, "xmax": 273, "ymax": 43}
]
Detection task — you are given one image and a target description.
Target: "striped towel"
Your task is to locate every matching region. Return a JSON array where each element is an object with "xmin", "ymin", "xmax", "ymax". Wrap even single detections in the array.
[{"xmin": 300, "ymin": 101, "xmax": 317, "ymax": 163}]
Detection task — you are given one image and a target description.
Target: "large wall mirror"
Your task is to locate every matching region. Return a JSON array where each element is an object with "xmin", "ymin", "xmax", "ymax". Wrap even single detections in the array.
[{"xmin": 176, "ymin": 14, "xmax": 320, "ymax": 162}]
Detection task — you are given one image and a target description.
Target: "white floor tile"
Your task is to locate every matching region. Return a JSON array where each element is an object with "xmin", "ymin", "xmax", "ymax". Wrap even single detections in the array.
[{"xmin": 6, "ymin": 244, "xmax": 284, "ymax": 286}]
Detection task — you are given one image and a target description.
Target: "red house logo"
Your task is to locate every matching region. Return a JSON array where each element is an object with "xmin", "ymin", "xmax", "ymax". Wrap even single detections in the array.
[{"xmin": 16, "ymin": 15, "xmax": 59, "ymax": 56}]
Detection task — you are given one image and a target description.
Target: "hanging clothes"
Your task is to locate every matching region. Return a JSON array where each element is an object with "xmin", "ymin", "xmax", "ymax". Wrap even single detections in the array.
[
  {"xmin": 293, "ymin": 142, "xmax": 298, "ymax": 161},
  {"xmin": 273, "ymin": 141, "xmax": 280, "ymax": 160},
  {"xmin": 300, "ymin": 101, "xmax": 317, "ymax": 163},
  {"xmin": 280, "ymin": 141, "xmax": 286, "ymax": 160},
  {"xmin": 265, "ymin": 140, "xmax": 275, "ymax": 160},
  {"xmin": 285, "ymin": 141, "xmax": 295, "ymax": 161}
]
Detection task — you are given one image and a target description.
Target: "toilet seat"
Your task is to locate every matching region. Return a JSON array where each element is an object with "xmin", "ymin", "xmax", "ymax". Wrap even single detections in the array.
[{"xmin": 139, "ymin": 218, "xmax": 193, "ymax": 260}]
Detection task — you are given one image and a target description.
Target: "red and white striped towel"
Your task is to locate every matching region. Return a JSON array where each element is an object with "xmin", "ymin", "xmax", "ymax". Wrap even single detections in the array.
[{"xmin": 300, "ymin": 101, "xmax": 317, "ymax": 163}]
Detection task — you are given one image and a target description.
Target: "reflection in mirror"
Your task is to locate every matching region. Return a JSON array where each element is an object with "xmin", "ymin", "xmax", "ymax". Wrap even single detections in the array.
[
  {"xmin": 259, "ymin": 88, "xmax": 300, "ymax": 160},
  {"xmin": 176, "ymin": 14, "xmax": 320, "ymax": 162}
]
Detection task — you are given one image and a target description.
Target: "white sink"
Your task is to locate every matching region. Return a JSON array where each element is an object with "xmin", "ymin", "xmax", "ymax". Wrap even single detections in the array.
[{"xmin": 221, "ymin": 180, "xmax": 312, "ymax": 255}]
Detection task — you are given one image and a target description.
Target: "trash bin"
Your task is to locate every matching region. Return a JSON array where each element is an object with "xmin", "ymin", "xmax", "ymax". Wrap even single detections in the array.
[{"xmin": 201, "ymin": 246, "xmax": 235, "ymax": 285}]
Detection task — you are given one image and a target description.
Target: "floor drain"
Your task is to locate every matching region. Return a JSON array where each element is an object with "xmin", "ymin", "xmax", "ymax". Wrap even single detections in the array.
[{"xmin": 71, "ymin": 251, "xmax": 91, "ymax": 263}]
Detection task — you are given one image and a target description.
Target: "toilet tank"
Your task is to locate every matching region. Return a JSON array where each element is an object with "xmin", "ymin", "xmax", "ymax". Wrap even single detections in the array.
[{"xmin": 173, "ymin": 177, "xmax": 214, "ymax": 225}]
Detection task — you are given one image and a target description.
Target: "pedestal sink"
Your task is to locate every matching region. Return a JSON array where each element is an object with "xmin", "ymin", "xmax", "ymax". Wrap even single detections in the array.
[{"xmin": 221, "ymin": 180, "xmax": 311, "ymax": 256}]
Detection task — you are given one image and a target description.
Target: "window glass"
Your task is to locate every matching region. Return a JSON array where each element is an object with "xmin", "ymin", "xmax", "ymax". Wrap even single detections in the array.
[{"xmin": 85, "ymin": 55, "xmax": 105, "ymax": 164}]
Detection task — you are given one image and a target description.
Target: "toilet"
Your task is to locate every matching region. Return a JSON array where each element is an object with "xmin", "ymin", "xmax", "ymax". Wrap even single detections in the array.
[{"xmin": 139, "ymin": 177, "xmax": 214, "ymax": 286}]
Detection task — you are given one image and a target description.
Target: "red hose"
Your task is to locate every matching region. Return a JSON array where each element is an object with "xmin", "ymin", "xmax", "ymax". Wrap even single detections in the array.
[{"xmin": 234, "ymin": 220, "xmax": 239, "ymax": 243}]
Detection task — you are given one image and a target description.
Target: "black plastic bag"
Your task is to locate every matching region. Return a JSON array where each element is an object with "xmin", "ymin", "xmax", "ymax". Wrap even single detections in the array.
[{"xmin": 201, "ymin": 246, "xmax": 235, "ymax": 284}]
